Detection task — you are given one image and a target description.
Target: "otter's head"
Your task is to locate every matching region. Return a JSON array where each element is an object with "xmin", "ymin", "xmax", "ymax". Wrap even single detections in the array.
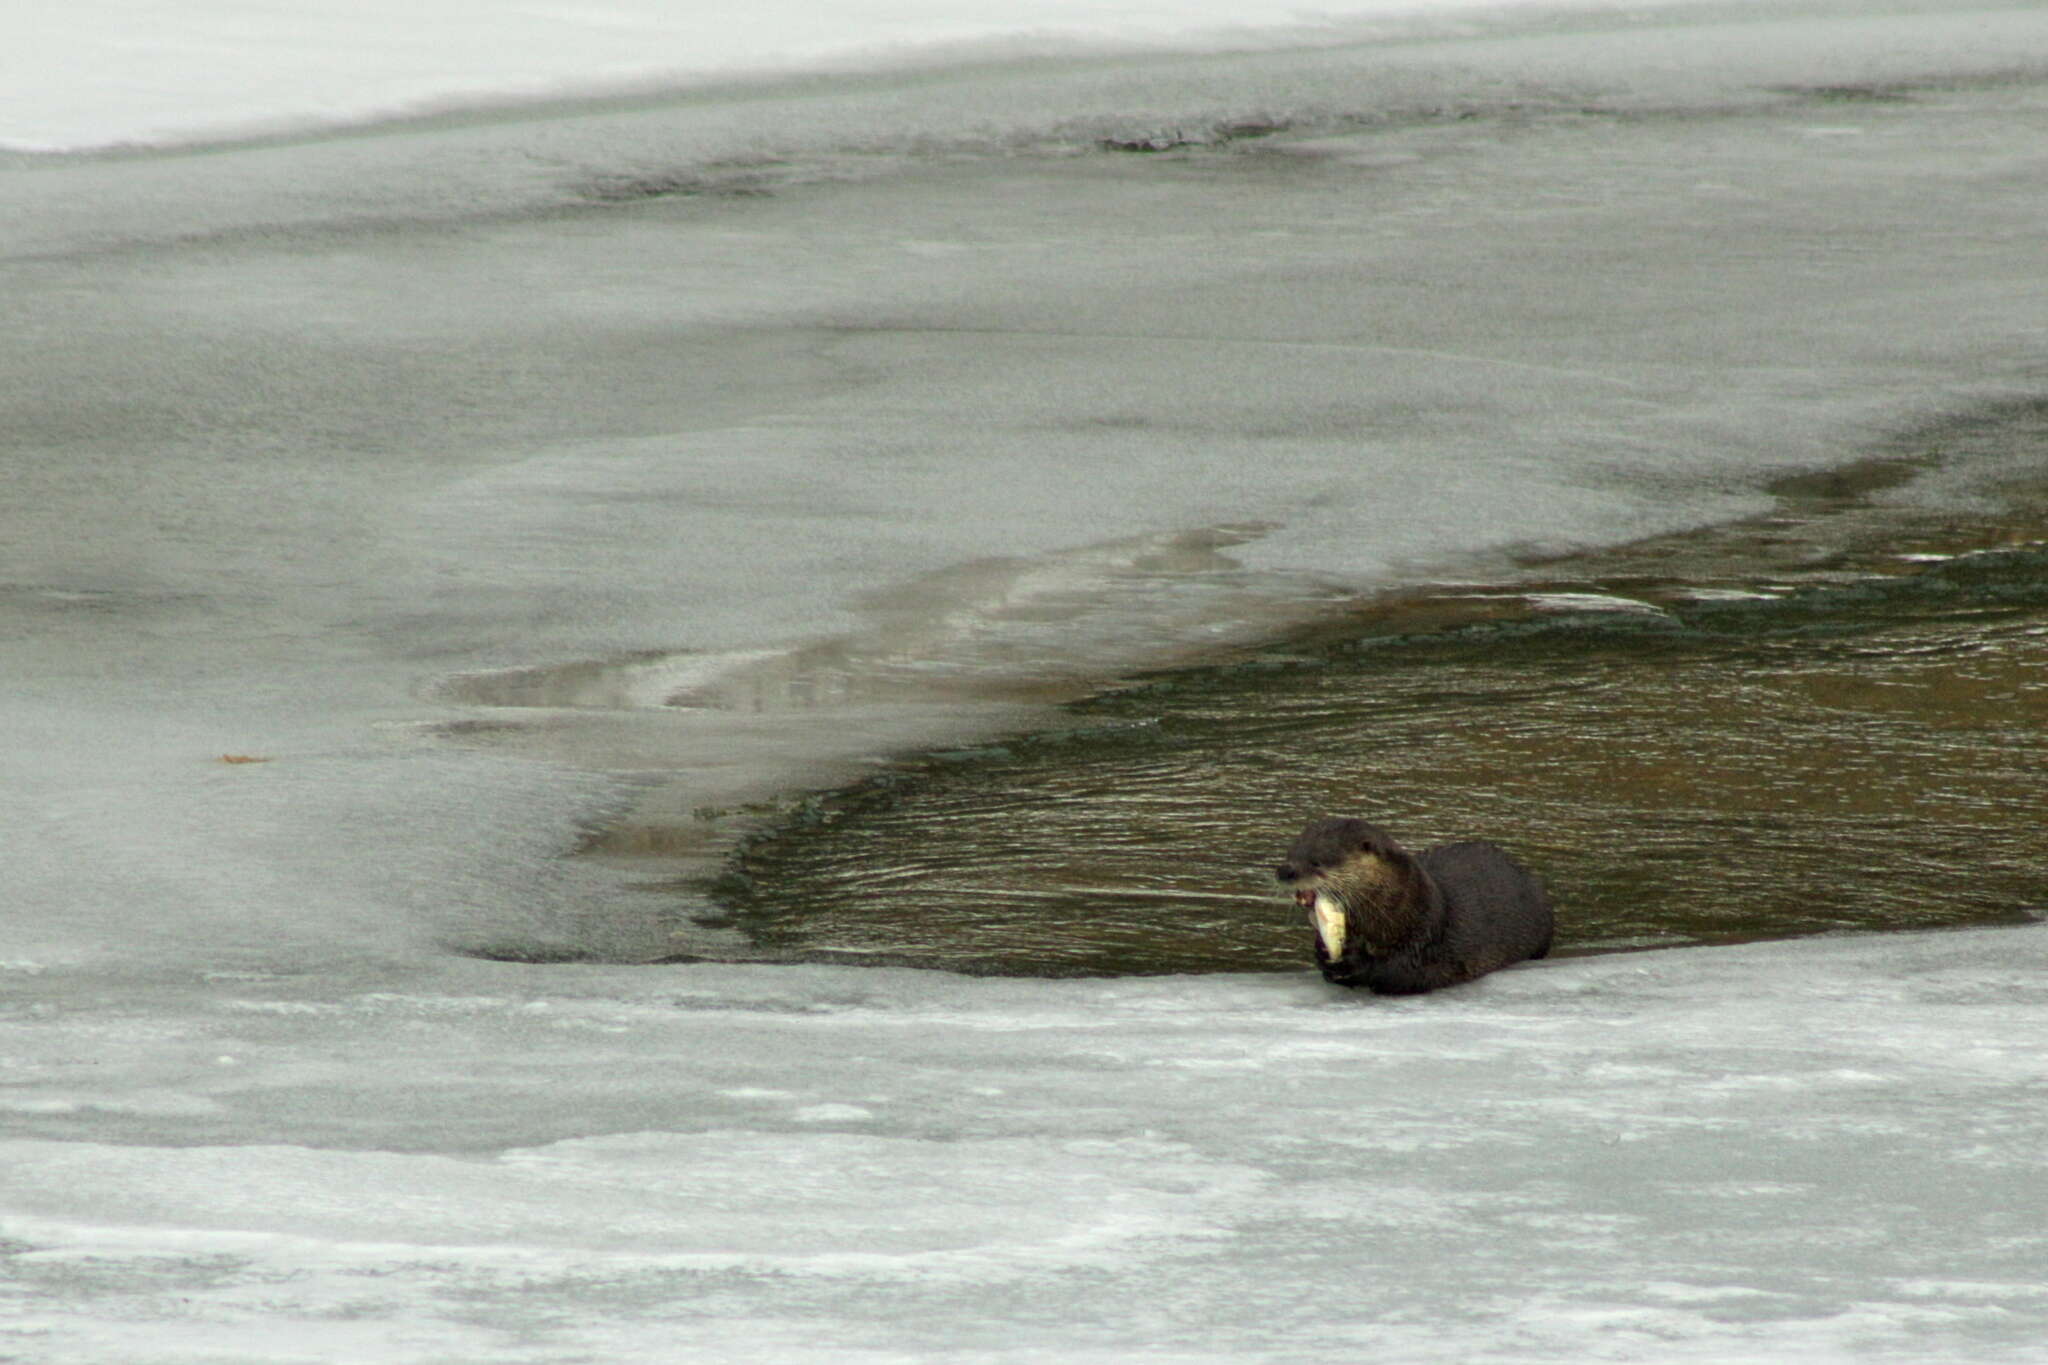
[{"xmin": 1273, "ymin": 817, "xmax": 1415, "ymax": 960}]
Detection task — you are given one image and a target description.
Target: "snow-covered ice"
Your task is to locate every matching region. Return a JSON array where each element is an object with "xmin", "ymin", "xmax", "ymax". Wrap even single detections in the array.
[
  {"xmin": 6, "ymin": 931, "xmax": 2047, "ymax": 1362},
  {"xmin": 8, "ymin": 0, "xmax": 1789, "ymax": 152},
  {"xmin": 6, "ymin": 0, "xmax": 2048, "ymax": 1359}
]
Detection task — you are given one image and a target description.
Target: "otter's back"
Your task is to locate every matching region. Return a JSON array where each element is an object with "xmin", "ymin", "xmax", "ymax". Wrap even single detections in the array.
[{"xmin": 1418, "ymin": 840, "xmax": 1555, "ymax": 967}]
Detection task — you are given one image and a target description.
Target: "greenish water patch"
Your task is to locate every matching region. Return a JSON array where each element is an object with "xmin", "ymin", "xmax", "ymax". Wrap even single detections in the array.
[{"xmin": 706, "ymin": 432, "xmax": 2048, "ymax": 976}]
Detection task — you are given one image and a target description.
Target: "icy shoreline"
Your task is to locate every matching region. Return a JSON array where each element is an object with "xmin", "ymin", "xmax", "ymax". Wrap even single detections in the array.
[
  {"xmin": 8, "ymin": 5, "xmax": 2048, "ymax": 1357},
  {"xmin": 7, "ymin": 925, "xmax": 2047, "ymax": 1362},
  {"xmin": 0, "ymin": 0, "xmax": 1892, "ymax": 155},
  {"xmin": 12, "ymin": 3, "xmax": 2046, "ymax": 258}
]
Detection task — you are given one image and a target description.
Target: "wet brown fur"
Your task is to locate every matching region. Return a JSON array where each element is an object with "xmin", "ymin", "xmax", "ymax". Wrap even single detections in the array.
[{"xmin": 1275, "ymin": 817, "xmax": 1554, "ymax": 994}]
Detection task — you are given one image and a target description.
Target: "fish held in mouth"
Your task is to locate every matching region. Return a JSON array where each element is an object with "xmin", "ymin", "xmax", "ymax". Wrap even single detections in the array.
[{"xmin": 1299, "ymin": 887, "xmax": 1347, "ymax": 958}]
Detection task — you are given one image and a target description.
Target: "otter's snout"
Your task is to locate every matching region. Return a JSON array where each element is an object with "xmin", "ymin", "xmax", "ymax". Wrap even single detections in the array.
[{"xmin": 1275, "ymin": 862, "xmax": 1324, "ymax": 912}]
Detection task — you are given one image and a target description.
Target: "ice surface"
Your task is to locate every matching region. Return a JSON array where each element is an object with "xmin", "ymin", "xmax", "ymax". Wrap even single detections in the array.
[
  {"xmin": 6, "ymin": 929, "xmax": 2048, "ymax": 1361},
  {"xmin": 8, "ymin": 0, "xmax": 1783, "ymax": 152},
  {"xmin": 7, "ymin": 1, "xmax": 2048, "ymax": 1359}
]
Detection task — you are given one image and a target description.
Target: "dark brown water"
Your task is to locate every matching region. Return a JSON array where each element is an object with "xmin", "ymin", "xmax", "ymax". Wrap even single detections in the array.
[{"xmin": 702, "ymin": 413, "xmax": 2048, "ymax": 976}]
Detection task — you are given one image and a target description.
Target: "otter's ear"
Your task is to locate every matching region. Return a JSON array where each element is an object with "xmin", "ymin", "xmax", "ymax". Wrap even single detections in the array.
[{"xmin": 1360, "ymin": 830, "xmax": 1408, "ymax": 863}]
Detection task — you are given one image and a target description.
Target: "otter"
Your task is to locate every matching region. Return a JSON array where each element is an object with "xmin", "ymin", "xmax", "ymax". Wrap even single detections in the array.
[{"xmin": 1274, "ymin": 817, "xmax": 1553, "ymax": 994}]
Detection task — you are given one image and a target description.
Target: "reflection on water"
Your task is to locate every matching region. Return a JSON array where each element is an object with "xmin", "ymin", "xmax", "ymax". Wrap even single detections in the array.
[{"xmin": 709, "ymin": 433, "xmax": 2048, "ymax": 976}]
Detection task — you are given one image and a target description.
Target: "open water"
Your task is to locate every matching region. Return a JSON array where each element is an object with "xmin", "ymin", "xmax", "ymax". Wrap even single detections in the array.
[{"xmin": 710, "ymin": 405, "xmax": 2048, "ymax": 974}]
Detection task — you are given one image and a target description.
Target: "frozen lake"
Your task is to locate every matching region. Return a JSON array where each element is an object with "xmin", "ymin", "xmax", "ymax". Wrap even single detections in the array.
[
  {"xmin": 5, "ymin": 2, "xmax": 2048, "ymax": 1359},
  {"xmin": 7, "ymin": 933, "xmax": 2048, "ymax": 1362}
]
